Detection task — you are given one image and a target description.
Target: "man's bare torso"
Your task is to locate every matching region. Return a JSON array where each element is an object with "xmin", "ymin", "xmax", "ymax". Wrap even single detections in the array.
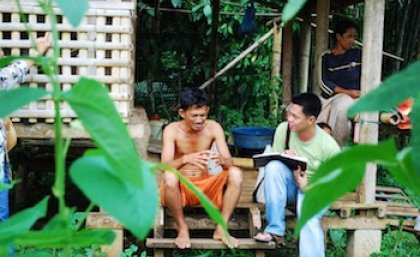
[{"xmin": 169, "ymin": 120, "xmax": 219, "ymax": 176}]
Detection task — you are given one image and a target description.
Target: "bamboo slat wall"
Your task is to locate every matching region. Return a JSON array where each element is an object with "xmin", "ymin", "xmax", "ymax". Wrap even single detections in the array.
[{"xmin": 0, "ymin": 0, "xmax": 136, "ymax": 123}]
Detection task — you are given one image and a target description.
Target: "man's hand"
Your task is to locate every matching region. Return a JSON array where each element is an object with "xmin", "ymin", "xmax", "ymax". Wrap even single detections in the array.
[
  {"xmin": 293, "ymin": 166, "xmax": 308, "ymax": 191},
  {"xmin": 335, "ymin": 87, "xmax": 361, "ymax": 99},
  {"xmin": 208, "ymin": 151, "xmax": 224, "ymax": 166},
  {"xmin": 35, "ymin": 32, "xmax": 52, "ymax": 56},
  {"xmin": 183, "ymin": 150, "xmax": 213, "ymax": 170},
  {"xmin": 4, "ymin": 117, "xmax": 17, "ymax": 151},
  {"xmin": 346, "ymin": 89, "xmax": 361, "ymax": 99},
  {"xmin": 283, "ymin": 149, "xmax": 299, "ymax": 157}
]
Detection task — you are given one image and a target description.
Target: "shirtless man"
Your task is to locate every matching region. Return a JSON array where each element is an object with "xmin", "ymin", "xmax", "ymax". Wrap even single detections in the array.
[{"xmin": 160, "ymin": 88, "xmax": 242, "ymax": 249}]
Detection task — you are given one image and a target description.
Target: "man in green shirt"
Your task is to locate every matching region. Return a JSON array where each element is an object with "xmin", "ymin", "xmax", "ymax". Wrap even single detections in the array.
[{"xmin": 254, "ymin": 93, "xmax": 340, "ymax": 257}]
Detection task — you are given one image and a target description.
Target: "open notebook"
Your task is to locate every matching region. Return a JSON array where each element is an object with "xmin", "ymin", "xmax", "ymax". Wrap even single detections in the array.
[{"xmin": 252, "ymin": 152, "xmax": 307, "ymax": 171}]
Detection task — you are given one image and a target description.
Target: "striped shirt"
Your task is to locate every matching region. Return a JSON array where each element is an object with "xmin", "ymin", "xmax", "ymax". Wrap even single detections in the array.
[
  {"xmin": 319, "ymin": 48, "xmax": 361, "ymax": 98},
  {"xmin": 0, "ymin": 60, "xmax": 30, "ymax": 181}
]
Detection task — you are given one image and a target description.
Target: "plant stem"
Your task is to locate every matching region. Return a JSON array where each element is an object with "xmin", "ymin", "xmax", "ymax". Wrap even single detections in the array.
[{"xmin": 40, "ymin": 1, "xmax": 71, "ymax": 257}]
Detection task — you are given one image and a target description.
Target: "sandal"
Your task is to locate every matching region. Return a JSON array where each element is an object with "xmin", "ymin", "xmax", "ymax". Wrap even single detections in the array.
[{"xmin": 253, "ymin": 232, "xmax": 285, "ymax": 246}]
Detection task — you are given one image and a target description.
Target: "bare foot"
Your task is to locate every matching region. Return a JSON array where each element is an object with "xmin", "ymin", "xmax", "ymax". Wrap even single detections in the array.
[
  {"xmin": 175, "ymin": 227, "xmax": 191, "ymax": 249},
  {"xmin": 213, "ymin": 228, "xmax": 240, "ymax": 249}
]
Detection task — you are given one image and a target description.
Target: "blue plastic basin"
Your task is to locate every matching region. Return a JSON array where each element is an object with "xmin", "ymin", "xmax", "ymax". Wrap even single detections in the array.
[{"xmin": 232, "ymin": 127, "xmax": 276, "ymax": 150}]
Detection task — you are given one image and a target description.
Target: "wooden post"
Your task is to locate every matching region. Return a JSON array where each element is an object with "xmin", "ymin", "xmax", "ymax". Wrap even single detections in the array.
[
  {"xmin": 358, "ymin": 0, "xmax": 385, "ymax": 205},
  {"xmin": 270, "ymin": 23, "xmax": 282, "ymax": 119},
  {"xmin": 299, "ymin": 13, "xmax": 312, "ymax": 93},
  {"xmin": 281, "ymin": 22, "xmax": 293, "ymax": 106},
  {"xmin": 312, "ymin": 0, "xmax": 330, "ymax": 95},
  {"xmin": 347, "ymin": 230, "xmax": 382, "ymax": 257},
  {"xmin": 348, "ymin": 0, "xmax": 385, "ymax": 256}
]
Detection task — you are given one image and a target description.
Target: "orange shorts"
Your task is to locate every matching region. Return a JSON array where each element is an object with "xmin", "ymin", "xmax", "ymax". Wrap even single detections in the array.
[{"xmin": 160, "ymin": 170, "xmax": 229, "ymax": 209}]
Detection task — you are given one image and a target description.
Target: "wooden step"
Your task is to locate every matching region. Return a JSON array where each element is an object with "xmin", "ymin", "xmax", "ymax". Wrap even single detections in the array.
[{"xmin": 146, "ymin": 238, "xmax": 276, "ymax": 250}]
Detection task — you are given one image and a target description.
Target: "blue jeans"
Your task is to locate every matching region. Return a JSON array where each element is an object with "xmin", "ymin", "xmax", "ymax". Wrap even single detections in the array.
[
  {"xmin": 0, "ymin": 171, "xmax": 10, "ymax": 222},
  {"xmin": 1, "ymin": 171, "xmax": 14, "ymax": 256},
  {"xmin": 263, "ymin": 160, "xmax": 325, "ymax": 257}
]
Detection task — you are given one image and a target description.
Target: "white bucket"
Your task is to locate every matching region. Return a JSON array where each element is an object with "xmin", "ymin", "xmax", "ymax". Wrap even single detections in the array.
[{"xmin": 150, "ymin": 120, "xmax": 164, "ymax": 140}]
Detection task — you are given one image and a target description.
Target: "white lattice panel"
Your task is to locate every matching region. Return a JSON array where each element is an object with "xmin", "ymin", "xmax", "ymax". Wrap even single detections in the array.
[{"xmin": 0, "ymin": 0, "xmax": 136, "ymax": 123}]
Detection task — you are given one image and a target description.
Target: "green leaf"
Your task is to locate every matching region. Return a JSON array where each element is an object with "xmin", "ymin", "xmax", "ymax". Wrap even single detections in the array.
[
  {"xmin": 203, "ymin": 5, "xmax": 212, "ymax": 17},
  {"xmin": 348, "ymin": 60, "xmax": 420, "ymax": 117},
  {"xmin": 410, "ymin": 95, "xmax": 420, "ymax": 176},
  {"xmin": 15, "ymin": 251, "xmax": 54, "ymax": 257},
  {"xmin": 70, "ymin": 150, "xmax": 158, "ymax": 239},
  {"xmin": 391, "ymin": 147, "xmax": 420, "ymax": 195},
  {"xmin": 0, "ymin": 88, "xmax": 48, "ymax": 118},
  {"xmin": 0, "ymin": 197, "xmax": 49, "ymax": 245},
  {"xmin": 55, "ymin": 0, "xmax": 89, "ymax": 27},
  {"xmin": 0, "ymin": 56, "xmax": 15, "ymax": 68},
  {"xmin": 171, "ymin": 0, "xmax": 182, "ymax": 8},
  {"xmin": 62, "ymin": 77, "xmax": 143, "ymax": 188},
  {"xmin": 192, "ymin": 2, "xmax": 205, "ymax": 13},
  {"xmin": 282, "ymin": 0, "xmax": 307, "ymax": 24},
  {"xmin": 0, "ymin": 179, "xmax": 19, "ymax": 191},
  {"xmin": 14, "ymin": 229, "xmax": 115, "ymax": 248},
  {"xmin": 157, "ymin": 163, "xmax": 227, "ymax": 232},
  {"xmin": 295, "ymin": 140, "xmax": 398, "ymax": 235}
]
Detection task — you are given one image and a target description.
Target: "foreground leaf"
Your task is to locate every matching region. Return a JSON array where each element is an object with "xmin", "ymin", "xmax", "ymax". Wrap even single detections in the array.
[
  {"xmin": 0, "ymin": 88, "xmax": 48, "ymax": 118},
  {"xmin": 15, "ymin": 252, "xmax": 53, "ymax": 257},
  {"xmin": 0, "ymin": 180, "xmax": 19, "ymax": 191},
  {"xmin": 282, "ymin": 0, "xmax": 307, "ymax": 24},
  {"xmin": 157, "ymin": 163, "xmax": 227, "ymax": 232},
  {"xmin": 348, "ymin": 60, "xmax": 420, "ymax": 117},
  {"xmin": 391, "ymin": 147, "xmax": 420, "ymax": 195},
  {"xmin": 0, "ymin": 56, "xmax": 15, "ymax": 68},
  {"xmin": 296, "ymin": 140, "xmax": 398, "ymax": 234},
  {"xmin": 14, "ymin": 229, "xmax": 115, "ymax": 248},
  {"xmin": 55, "ymin": 0, "xmax": 89, "ymax": 27},
  {"xmin": 63, "ymin": 77, "xmax": 143, "ymax": 188},
  {"xmin": 70, "ymin": 150, "xmax": 158, "ymax": 239},
  {"xmin": 0, "ymin": 197, "xmax": 49, "ymax": 244},
  {"xmin": 410, "ymin": 95, "xmax": 420, "ymax": 176}
]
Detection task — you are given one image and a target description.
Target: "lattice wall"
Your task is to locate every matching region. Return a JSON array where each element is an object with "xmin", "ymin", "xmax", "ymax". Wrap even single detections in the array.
[{"xmin": 0, "ymin": 0, "xmax": 136, "ymax": 123}]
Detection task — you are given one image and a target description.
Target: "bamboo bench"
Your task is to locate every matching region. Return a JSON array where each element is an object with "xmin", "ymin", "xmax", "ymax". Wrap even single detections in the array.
[{"xmin": 145, "ymin": 157, "xmax": 276, "ymax": 257}]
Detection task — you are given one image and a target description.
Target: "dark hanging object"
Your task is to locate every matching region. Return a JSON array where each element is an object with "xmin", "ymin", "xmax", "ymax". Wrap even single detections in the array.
[{"xmin": 238, "ymin": 1, "xmax": 256, "ymax": 37}]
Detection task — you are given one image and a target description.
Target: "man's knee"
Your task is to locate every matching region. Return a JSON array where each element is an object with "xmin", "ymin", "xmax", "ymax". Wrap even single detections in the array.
[
  {"xmin": 265, "ymin": 160, "xmax": 288, "ymax": 179},
  {"xmin": 334, "ymin": 94, "xmax": 354, "ymax": 111},
  {"xmin": 162, "ymin": 171, "xmax": 180, "ymax": 189},
  {"xmin": 227, "ymin": 166, "xmax": 242, "ymax": 186}
]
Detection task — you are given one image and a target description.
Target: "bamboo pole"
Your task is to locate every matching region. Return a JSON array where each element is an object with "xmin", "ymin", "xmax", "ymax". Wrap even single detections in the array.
[
  {"xmin": 199, "ymin": 27, "xmax": 275, "ymax": 90},
  {"xmin": 281, "ymin": 22, "xmax": 293, "ymax": 106},
  {"xmin": 270, "ymin": 23, "xmax": 282, "ymax": 119},
  {"xmin": 312, "ymin": 0, "xmax": 330, "ymax": 95},
  {"xmin": 298, "ymin": 14, "xmax": 312, "ymax": 93}
]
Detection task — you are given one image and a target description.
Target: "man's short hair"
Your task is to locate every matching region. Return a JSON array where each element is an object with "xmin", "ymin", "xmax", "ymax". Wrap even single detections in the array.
[
  {"xmin": 334, "ymin": 18, "xmax": 358, "ymax": 35},
  {"xmin": 291, "ymin": 93, "xmax": 322, "ymax": 118},
  {"xmin": 317, "ymin": 122, "xmax": 332, "ymax": 131},
  {"xmin": 179, "ymin": 87, "xmax": 208, "ymax": 110}
]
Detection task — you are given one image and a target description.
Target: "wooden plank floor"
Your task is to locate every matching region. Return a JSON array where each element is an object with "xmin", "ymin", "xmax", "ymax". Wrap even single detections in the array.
[{"xmin": 146, "ymin": 238, "xmax": 276, "ymax": 250}]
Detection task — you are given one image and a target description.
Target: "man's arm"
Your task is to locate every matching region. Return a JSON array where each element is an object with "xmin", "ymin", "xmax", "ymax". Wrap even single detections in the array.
[
  {"xmin": 212, "ymin": 122, "xmax": 233, "ymax": 168},
  {"xmin": 4, "ymin": 117, "xmax": 17, "ymax": 151},
  {"xmin": 0, "ymin": 33, "xmax": 51, "ymax": 90},
  {"xmin": 161, "ymin": 124, "xmax": 184, "ymax": 169}
]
